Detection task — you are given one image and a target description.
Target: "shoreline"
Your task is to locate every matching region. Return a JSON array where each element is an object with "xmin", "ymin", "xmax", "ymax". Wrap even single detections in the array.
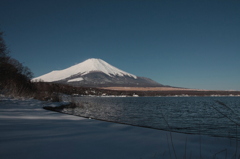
[
  {"xmin": 1, "ymin": 97, "xmax": 240, "ymax": 159},
  {"xmin": 97, "ymin": 87, "xmax": 240, "ymax": 97},
  {"xmin": 43, "ymin": 105, "xmax": 240, "ymax": 140}
]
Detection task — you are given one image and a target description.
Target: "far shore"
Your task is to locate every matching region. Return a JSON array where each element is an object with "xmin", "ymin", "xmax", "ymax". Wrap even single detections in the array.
[
  {"xmin": 100, "ymin": 86, "xmax": 198, "ymax": 91},
  {"xmin": 98, "ymin": 87, "xmax": 240, "ymax": 96}
]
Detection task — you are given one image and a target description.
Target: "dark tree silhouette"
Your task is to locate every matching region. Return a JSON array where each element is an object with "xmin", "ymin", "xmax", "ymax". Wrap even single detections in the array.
[
  {"xmin": 0, "ymin": 32, "xmax": 9, "ymax": 58},
  {"xmin": 0, "ymin": 31, "xmax": 34, "ymax": 96}
]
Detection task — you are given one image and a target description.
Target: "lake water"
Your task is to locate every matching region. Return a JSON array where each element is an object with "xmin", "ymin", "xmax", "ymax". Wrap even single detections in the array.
[{"xmin": 61, "ymin": 96, "xmax": 240, "ymax": 139}]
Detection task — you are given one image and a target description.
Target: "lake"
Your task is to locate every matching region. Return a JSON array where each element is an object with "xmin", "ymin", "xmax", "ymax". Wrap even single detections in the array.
[{"xmin": 61, "ymin": 96, "xmax": 240, "ymax": 139}]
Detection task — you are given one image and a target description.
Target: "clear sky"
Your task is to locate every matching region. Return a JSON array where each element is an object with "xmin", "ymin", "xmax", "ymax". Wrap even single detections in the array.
[{"xmin": 1, "ymin": 0, "xmax": 240, "ymax": 90}]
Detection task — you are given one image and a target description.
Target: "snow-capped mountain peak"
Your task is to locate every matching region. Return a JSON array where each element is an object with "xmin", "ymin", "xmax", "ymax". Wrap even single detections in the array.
[
  {"xmin": 33, "ymin": 58, "xmax": 137, "ymax": 82},
  {"xmin": 77, "ymin": 58, "xmax": 137, "ymax": 78}
]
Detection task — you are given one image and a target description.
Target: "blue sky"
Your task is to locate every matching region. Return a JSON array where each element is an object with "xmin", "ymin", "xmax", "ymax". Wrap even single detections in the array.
[{"xmin": 1, "ymin": 0, "xmax": 240, "ymax": 90}]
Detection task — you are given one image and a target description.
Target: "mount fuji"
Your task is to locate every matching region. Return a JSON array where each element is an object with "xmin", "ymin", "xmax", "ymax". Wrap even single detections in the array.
[{"xmin": 32, "ymin": 58, "xmax": 163, "ymax": 87}]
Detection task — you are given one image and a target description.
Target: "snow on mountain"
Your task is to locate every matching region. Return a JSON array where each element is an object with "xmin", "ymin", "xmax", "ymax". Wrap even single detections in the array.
[
  {"xmin": 33, "ymin": 58, "xmax": 137, "ymax": 82},
  {"xmin": 67, "ymin": 77, "xmax": 84, "ymax": 83}
]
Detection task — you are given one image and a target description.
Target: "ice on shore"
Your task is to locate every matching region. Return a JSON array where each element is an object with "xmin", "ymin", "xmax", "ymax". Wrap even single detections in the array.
[{"xmin": 0, "ymin": 96, "xmax": 239, "ymax": 159}]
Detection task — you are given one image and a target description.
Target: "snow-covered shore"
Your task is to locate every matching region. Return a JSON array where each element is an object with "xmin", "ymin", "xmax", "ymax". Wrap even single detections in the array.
[{"xmin": 0, "ymin": 96, "xmax": 239, "ymax": 159}]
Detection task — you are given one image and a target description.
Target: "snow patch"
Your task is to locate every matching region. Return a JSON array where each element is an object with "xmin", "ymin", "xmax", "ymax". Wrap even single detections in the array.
[
  {"xmin": 67, "ymin": 77, "xmax": 84, "ymax": 82},
  {"xmin": 1, "ymin": 96, "xmax": 239, "ymax": 159}
]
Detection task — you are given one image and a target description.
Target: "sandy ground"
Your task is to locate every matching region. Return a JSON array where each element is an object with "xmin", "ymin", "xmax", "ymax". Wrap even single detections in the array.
[{"xmin": 0, "ymin": 96, "xmax": 239, "ymax": 159}]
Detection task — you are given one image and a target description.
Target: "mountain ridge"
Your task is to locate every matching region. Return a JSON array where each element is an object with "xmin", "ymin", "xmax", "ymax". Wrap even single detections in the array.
[{"xmin": 32, "ymin": 58, "xmax": 164, "ymax": 87}]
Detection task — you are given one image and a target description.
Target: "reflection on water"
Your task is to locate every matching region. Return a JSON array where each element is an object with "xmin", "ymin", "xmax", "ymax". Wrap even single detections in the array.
[{"xmin": 61, "ymin": 96, "xmax": 240, "ymax": 139}]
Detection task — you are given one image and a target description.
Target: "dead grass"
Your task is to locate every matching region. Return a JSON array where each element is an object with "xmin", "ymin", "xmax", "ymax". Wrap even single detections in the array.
[{"xmin": 100, "ymin": 87, "xmax": 197, "ymax": 91}]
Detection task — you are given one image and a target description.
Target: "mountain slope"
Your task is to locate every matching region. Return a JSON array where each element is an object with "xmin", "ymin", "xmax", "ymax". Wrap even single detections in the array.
[{"xmin": 32, "ymin": 58, "xmax": 163, "ymax": 87}]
